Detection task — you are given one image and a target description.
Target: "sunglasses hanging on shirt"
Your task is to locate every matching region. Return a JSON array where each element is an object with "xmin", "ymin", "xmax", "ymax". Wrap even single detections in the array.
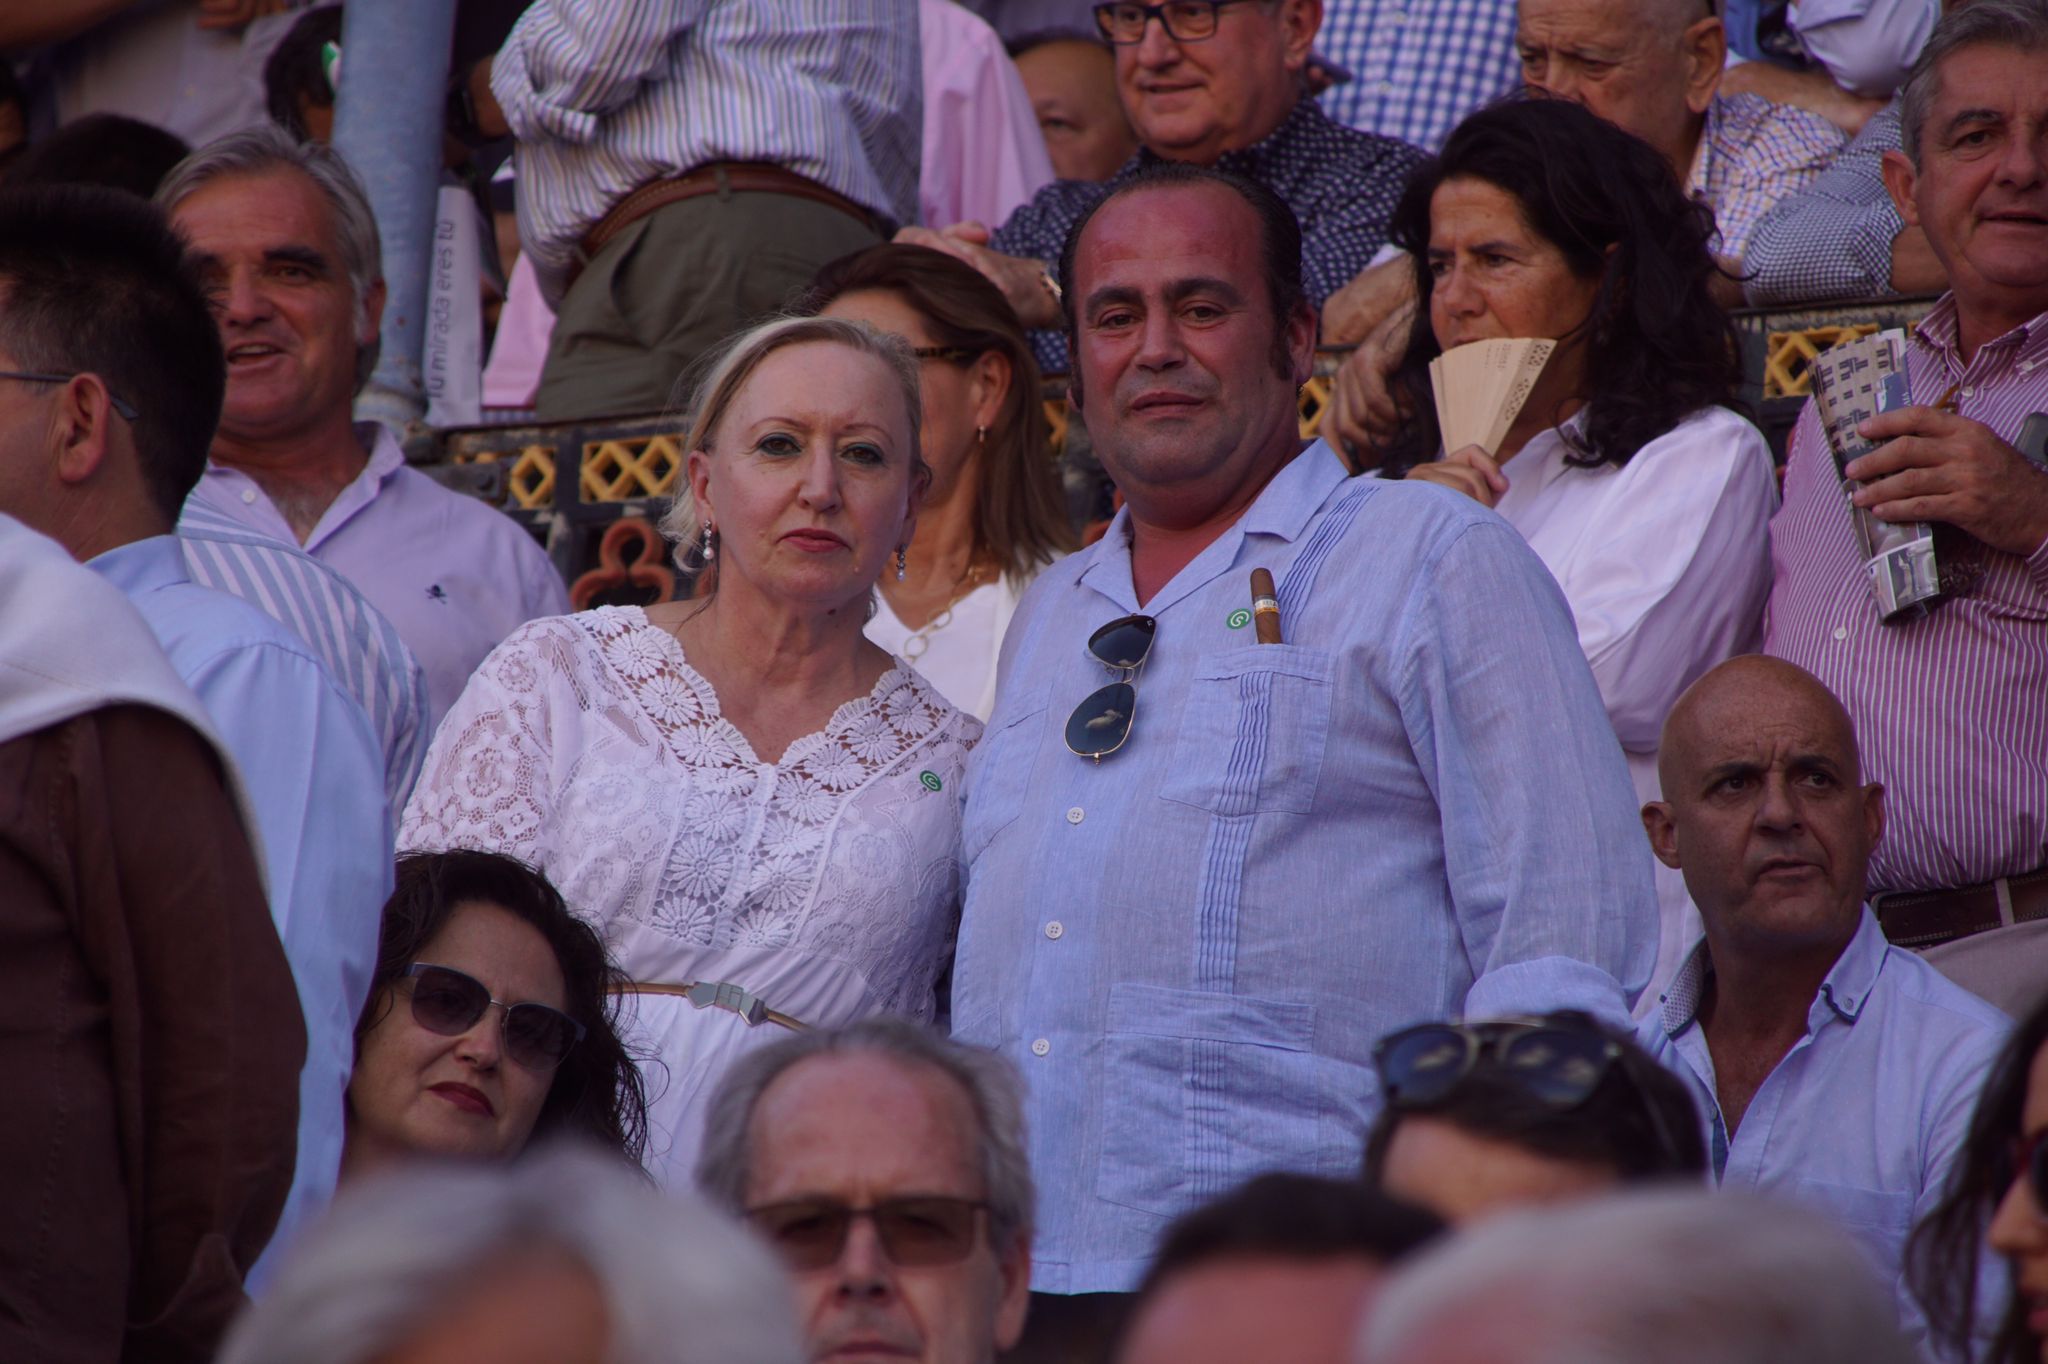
[{"xmin": 1064, "ymin": 614, "xmax": 1156, "ymax": 762}]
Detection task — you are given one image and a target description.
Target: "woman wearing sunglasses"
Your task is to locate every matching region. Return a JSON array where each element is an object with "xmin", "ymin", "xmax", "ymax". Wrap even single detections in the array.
[
  {"xmin": 341, "ymin": 850, "xmax": 647, "ymax": 1181},
  {"xmin": 805, "ymin": 244, "xmax": 1075, "ymax": 721},
  {"xmin": 402, "ymin": 315, "xmax": 979, "ymax": 1188},
  {"xmin": 1910, "ymin": 995, "xmax": 2048, "ymax": 1363},
  {"xmin": 1363, "ymin": 1012, "xmax": 1707, "ymax": 1224}
]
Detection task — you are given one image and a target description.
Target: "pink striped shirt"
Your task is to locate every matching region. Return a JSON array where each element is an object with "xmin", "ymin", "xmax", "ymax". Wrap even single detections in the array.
[{"xmin": 1766, "ymin": 295, "xmax": 2048, "ymax": 894}]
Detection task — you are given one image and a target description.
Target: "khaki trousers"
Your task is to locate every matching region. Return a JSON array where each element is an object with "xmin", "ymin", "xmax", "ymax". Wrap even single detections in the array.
[{"xmin": 536, "ymin": 186, "xmax": 882, "ymax": 422}]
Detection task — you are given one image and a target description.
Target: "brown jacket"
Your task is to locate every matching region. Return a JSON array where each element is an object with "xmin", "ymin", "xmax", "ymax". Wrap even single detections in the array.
[{"xmin": 0, "ymin": 705, "xmax": 305, "ymax": 1363}]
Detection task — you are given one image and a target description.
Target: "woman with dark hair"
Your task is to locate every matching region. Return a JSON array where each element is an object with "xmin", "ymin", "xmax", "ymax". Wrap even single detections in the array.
[
  {"xmin": 804, "ymin": 243, "xmax": 1074, "ymax": 719},
  {"xmin": 1375, "ymin": 98, "xmax": 1777, "ymax": 1002},
  {"xmin": 1363, "ymin": 1012, "xmax": 1707, "ymax": 1224},
  {"xmin": 1910, "ymin": 995, "xmax": 2048, "ymax": 1363},
  {"xmin": 342, "ymin": 849, "xmax": 649, "ymax": 1179}
]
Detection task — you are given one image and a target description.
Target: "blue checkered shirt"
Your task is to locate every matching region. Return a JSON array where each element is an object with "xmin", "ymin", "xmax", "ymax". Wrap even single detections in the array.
[
  {"xmin": 1314, "ymin": 0, "xmax": 1523, "ymax": 148},
  {"xmin": 990, "ymin": 97, "xmax": 1426, "ymax": 374},
  {"xmin": 1742, "ymin": 98, "xmax": 1904, "ymax": 305},
  {"xmin": 1690, "ymin": 92, "xmax": 1846, "ymax": 263}
]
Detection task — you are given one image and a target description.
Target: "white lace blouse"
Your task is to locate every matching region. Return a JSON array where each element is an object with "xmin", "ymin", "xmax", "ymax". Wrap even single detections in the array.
[{"xmin": 399, "ymin": 605, "xmax": 982, "ymax": 1182}]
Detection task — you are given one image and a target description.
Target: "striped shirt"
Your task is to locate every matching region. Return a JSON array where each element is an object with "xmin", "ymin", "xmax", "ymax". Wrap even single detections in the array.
[
  {"xmin": 490, "ymin": 0, "xmax": 923, "ymax": 305},
  {"xmin": 1315, "ymin": 0, "xmax": 1522, "ymax": 149},
  {"xmin": 1765, "ymin": 295, "xmax": 2048, "ymax": 894},
  {"xmin": 177, "ymin": 499, "xmax": 430, "ymax": 823},
  {"xmin": 1688, "ymin": 92, "xmax": 1846, "ymax": 264}
]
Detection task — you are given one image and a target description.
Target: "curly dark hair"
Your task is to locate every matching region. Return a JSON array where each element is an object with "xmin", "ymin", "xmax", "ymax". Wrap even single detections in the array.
[
  {"xmin": 1374, "ymin": 98, "xmax": 1741, "ymax": 474},
  {"xmin": 358, "ymin": 850, "xmax": 649, "ymax": 1165},
  {"xmin": 1908, "ymin": 992, "xmax": 2048, "ymax": 1363},
  {"xmin": 1363, "ymin": 1011, "xmax": 1708, "ymax": 1187}
]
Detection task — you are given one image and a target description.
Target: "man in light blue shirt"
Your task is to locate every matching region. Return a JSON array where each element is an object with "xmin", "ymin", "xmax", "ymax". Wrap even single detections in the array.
[
  {"xmin": 0, "ymin": 185, "xmax": 394, "ymax": 1287},
  {"xmin": 1638, "ymin": 655, "xmax": 2009, "ymax": 1351},
  {"xmin": 951, "ymin": 163, "xmax": 1658, "ymax": 1323}
]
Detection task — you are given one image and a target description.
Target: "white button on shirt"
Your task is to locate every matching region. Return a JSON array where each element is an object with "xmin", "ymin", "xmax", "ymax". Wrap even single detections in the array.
[
  {"xmin": 1045, "ymin": 921, "xmax": 1064, "ymax": 940},
  {"xmin": 1066, "ymin": 806, "xmax": 1084, "ymax": 824},
  {"xmin": 1031, "ymin": 1038, "xmax": 1050, "ymax": 1057}
]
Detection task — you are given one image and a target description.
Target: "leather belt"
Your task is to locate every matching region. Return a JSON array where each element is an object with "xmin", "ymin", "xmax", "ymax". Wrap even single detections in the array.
[
  {"xmin": 1873, "ymin": 867, "xmax": 2048, "ymax": 950},
  {"xmin": 613, "ymin": 979, "xmax": 809, "ymax": 1032},
  {"xmin": 573, "ymin": 161, "xmax": 889, "ymax": 285}
]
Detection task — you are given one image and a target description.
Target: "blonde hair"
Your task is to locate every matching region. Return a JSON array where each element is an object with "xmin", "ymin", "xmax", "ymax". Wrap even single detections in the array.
[{"xmin": 658, "ymin": 315, "xmax": 925, "ymax": 574}]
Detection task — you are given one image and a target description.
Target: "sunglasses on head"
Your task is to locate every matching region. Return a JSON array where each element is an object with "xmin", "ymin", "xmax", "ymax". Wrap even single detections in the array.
[
  {"xmin": 400, "ymin": 963, "xmax": 586, "ymax": 1072},
  {"xmin": 1065, "ymin": 614, "xmax": 1156, "ymax": 762},
  {"xmin": 745, "ymin": 1197, "xmax": 988, "ymax": 1271}
]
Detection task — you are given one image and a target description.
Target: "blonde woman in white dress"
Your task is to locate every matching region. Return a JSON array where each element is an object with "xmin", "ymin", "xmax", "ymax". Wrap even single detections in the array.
[
  {"xmin": 806, "ymin": 244, "xmax": 1075, "ymax": 720},
  {"xmin": 401, "ymin": 316, "xmax": 981, "ymax": 1186}
]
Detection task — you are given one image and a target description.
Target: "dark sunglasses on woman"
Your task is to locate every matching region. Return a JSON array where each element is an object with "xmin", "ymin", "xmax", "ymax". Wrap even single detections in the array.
[
  {"xmin": 744, "ymin": 1197, "xmax": 989, "ymax": 1271},
  {"xmin": 1374, "ymin": 1016, "xmax": 1684, "ymax": 1162},
  {"xmin": 400, "ymin": 963, "xmax": 586, "ymax": 1071}
]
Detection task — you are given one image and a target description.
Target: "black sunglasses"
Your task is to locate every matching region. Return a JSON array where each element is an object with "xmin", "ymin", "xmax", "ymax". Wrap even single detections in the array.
[
  {"xmin": 745, "ymin": 1197, "xmax": 989, "ymax": 1271},
  {"xmin": 1375, "ymin": 1017, "xmax": 1685, "ymax": 1165},
  {"xmin": 1093, "ymin": 0, "xmax": 1258, "ymax": 44},
  {"xmin": 1065, "ymin": 614, "xmax": 1155, "ymax": 762},
  {"xmin": 400, "ymin": 963, "xmax": 586, "ymax": 1071},
  {"xmin": 2011, "ymin": 1130, "xmax": 2048, "ymax": 1214}
]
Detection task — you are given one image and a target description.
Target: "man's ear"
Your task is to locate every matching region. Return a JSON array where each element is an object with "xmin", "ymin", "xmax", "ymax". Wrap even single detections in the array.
[
  {"xmin": 1682, "ymin": 17, "xmax": 1726, "ymax": 116},
  {"xmin": 1280, "ymin": 0, "xmax": 1325, "ymax": 73},
  {"xmin": 51, "ymin": 373, "xmax": 118, "ymax": 487},
  {"xmin": 1861, "ymin": 781, "xmax": 1886, "ymax": 852},
  {"xmin": 1879, "ymin": 149, "xmax": 1922, "ymax": 227},
  {"xmin": 1641, "ymin": 801, "xmax": 1683, "ymax": 870},
  {"xmin": 991, "ymin": 1238, "xmax": 1033, "ymax": 1353},
  {"xmin": 1287, "ymin": 298, "xmax": 1318, "ymax": 386},
  {"xmin": 359, "ymin": 276, "xmax": 388, "ymax": 347}
]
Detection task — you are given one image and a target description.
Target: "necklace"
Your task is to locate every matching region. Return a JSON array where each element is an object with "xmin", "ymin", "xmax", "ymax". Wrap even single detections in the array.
[{"xmin": 896, "ymin": 561, "xmax": 995, "ymax": 663}]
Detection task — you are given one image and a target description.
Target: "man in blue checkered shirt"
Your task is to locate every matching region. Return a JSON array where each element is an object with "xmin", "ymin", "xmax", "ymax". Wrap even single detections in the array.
[
  {"xmin": 1316, "ymin": 0, "xmax": 1524, "ymax": 149},
  {"xmin": 900, "ymin": 0, "xmax": 1427, "ymax": 373}
]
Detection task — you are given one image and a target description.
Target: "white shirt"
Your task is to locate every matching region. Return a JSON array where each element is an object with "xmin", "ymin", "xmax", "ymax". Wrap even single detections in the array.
[
  {"xmin": 866, "ymin": 574, "xmax": 1031, "ymax": 721},
  {"xmin": 400, "ymin": 606, "xmax": 981, "ymax": 1186},
  {"xmin": 1487, "ymin": 405, "xmax": 1779, "ymax": 1006}
]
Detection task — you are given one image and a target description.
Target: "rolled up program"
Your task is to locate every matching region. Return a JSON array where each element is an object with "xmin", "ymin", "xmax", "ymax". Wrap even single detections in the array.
[
  {"xmin": 1428, "ymin": 337, "xmax": 1556, "ymax": 457},
  {"xmin": 1808, "ymin": 329, "xmax": 1942, "ymax": 621}
]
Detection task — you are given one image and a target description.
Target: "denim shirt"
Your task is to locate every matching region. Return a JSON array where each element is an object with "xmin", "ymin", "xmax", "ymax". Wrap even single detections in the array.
[{"xmin": 952, "ymin": 442, "xmax": 1659, "ymax": 1292}]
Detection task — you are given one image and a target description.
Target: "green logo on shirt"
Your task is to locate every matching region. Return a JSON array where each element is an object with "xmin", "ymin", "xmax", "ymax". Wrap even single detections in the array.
[
  {"xmin": 919, "ymin": 771, "xmax": 943, "ymax": 792},
  {"xmin": 1227, "ymin": 608, "xmax": 1252, "ymax": 630}
]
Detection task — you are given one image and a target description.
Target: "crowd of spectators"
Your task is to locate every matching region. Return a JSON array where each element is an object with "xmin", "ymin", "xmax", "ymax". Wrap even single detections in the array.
[{"xmin": 1, "ymin": 1, "xmax": 2045, "ymax": 1363}]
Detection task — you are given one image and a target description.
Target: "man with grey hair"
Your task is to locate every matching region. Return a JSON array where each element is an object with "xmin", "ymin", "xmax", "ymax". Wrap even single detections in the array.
[
  {"xmin": 697, "ymin": 1018, "xmax": 1033, "ymax": 1364},
  {"xmin": 157, "ymin": 125, "xmax": 569, "ymax": 727},
  {"xmin": 1764, "ymin": 0, "xmax": 2048, "ymax": 1014},
  {"xmin": 217, "ymin": 1145, "xmax": 803, "ymax": 1364},
  {"xmin": 1357, "ymin": 1190, "xmax": 1920, "ymax": 1364}
]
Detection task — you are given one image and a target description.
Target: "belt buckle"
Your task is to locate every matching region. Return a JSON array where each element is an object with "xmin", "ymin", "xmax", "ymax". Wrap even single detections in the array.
[{"xmin": 685, "ymin": 979, "xmax": 770, "ymax": 1027}]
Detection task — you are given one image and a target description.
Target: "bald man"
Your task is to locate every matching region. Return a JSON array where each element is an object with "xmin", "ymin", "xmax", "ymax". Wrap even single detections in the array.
[{"xmin": 1636, "ymin": 655, "xmax": 2009, "ymax": 1351}]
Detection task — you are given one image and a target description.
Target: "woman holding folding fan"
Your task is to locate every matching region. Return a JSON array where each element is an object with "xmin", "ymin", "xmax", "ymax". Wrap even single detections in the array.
[{"xmin": 1372, "ymin": 99, "xmax": 1778, "ymax": 1006}]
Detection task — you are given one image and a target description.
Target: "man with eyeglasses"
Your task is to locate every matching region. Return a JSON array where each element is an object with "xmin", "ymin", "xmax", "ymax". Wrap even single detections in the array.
[
  {"xmin": 696, "ymin": 1019, "xmax": 1034, "ymax": 1364},
  {"xmin": 900, "ymin": 0, "xmax": 1427, "ymax": 373},
  {"xmin": 1638, "ymin": 654, "xmax": 2011, "ymax": 1350},
  {"xmin": 949, "ymin": 161, "xmax": 1658, "ymax": 1357},
  {"xmin": 0, "ymin": 184, "xmax": 392, "ymax": 1295}
]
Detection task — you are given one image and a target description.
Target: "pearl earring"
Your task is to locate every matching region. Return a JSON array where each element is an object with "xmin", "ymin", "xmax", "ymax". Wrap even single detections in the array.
[
  {"xmin": 701, "ymin": 524, "xmax": 716, "ymax": 562},
  {"xmin": 895, "ymin": 547, "xmax": 908, "ymax": 582}
]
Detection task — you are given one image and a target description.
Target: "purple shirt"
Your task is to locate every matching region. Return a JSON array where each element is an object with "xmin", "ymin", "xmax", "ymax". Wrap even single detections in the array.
[
  {"xmin": 187, "ymin": 424, "xmax": 572, "ymax": 728},
  {"xmin": 1765, "ymin": 296, "xmax": 2048, "ymax": 894}
]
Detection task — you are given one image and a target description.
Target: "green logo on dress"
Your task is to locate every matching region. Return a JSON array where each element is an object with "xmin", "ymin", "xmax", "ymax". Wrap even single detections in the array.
[
  {"xmin": 1227, "ymin": 608, "xmax": 1252, "ymax": 630},
  {"xmin": 919, "ymin": 771, "xmax": 943, "ymax": 792}
]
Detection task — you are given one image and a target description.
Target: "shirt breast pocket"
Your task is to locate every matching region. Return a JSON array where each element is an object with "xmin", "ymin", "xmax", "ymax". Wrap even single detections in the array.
[
  {"xmin": 1791, "ymin": 1177, "xmax": 1915, "ymax": 1276},
  {"xmin": 1157, "ymin": 644, "xmax": 1335, "ymax": 815},
  {"xmin": 960, "ymin": 684, "xmax": 1048, "ymax": 866},
  {"xmin": 1095, "ymin": 983, "xmax": 1373, "ymax": 1217}
]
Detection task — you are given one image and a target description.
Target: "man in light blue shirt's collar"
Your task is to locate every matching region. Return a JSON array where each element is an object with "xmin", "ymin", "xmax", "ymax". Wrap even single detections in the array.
[
  {"xmin": 1639, "ymin": 655, "xmax": 2009, "ymax": 1353},
  {"xmin": 952, "ymin": 162, "xmax": 1659, "ymax": 1336},
  {"xmin": 0, "ymin": 185, "xmax": 394, "ymax": 1291}
]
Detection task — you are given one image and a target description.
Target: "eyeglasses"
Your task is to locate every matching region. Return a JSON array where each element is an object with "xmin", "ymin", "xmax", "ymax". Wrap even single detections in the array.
[
  {"xmin": 745, "ymin": 1197, "xmax": 989, "ymax": 1271},
  {"xmin": 1093, "ymin": 0, "xmax": 1259, "ymax": 44},
  {"xmin": 0, "ymin": 370, "xmax": 139, "ymax": 421},
  {"xmin": 910, "ymin": 345, "xmax": 979, "ymax": 363},
  {"xmin": 399, "ymin": 963, "xmax": 586, "ymax": 1071},
  {"xmin": 1065, "ymin": 613, "xmax": 1156, "ymax": 762},
  {"xmin": 1375, "ymin": 1018, "xmax": 1686, "ymax": 1165},
  {"xmin": 2010, "ymin": 1130, "xmax": 2048, "ymax": 1213}
]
